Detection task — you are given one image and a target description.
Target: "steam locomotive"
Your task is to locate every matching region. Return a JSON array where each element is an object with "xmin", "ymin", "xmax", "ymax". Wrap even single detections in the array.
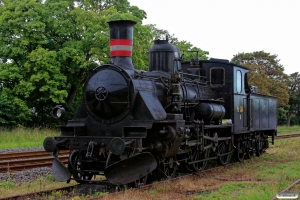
[{"xmin": 43, "ymin": 20, "xmax": 277, "ymax": 186}]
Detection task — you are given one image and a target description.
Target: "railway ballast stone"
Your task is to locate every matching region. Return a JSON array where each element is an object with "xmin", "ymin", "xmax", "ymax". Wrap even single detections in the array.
[{"xmin": 0, "ymin": 146, "xmax": 53, "ymax": 184}]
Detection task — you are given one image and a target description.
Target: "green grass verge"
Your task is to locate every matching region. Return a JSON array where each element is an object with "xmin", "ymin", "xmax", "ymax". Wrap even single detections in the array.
[
  {"xmin": 195, "ymin": 182, "xmax": 274, "ymax": 200},
  {"xmin": 0, "ymin": 176, "xmax": 78, "ymax": 198},
  {"xmin": 277, "ymin": 125, "xmax": 300, "ymax": 135},
  {"xmin": 194, "ymin": 138, "xmax": 300, "ymax": 199},
  {"xmin": 0, "ymin": 127, "xmax": 60, "ymax": 149}
]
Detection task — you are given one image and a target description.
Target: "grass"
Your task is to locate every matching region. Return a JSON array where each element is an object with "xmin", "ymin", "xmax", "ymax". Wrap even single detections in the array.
[
  {"xmin": 277, "ymin": 125, "xmax": 300, "ymax": 135},
  {"xmin": 0, "ymin": 176, "xmax": 78, "ymax": 198},
  {"xmin": 0, "ymin": 126, "xmax": 60, "ymax": 149},
  {"xmin": 192, "ymin": 138, "xmax": 300, "ymax": 200}
]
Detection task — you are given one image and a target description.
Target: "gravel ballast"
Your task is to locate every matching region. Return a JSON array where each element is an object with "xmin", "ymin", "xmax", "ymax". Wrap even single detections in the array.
[{"xmin": 0, "ymin": 146, "xmax": 54, "ymax": 184}]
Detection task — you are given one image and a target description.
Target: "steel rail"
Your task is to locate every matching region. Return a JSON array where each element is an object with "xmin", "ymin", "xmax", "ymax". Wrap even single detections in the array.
[
  {"xmin": 0, "ymin": 185, "xmax": 77, "ymax": 200},
  {"xmin": 274, "ymin": 133, "xmax": 300, "ymax": 140},
  {"xmin": 0, "ymin": 156, "xmax": 69, "ymax": 173},
  {"xmin": 0, "ymin": 150, "xmax": 69, "ymax": 173},
  {"xmin": 0, "ymin": 150, "xmax": 69, "ymax": 160},
  {"xmin": 270, "ymin": 178, "xmax": 300, "ymax": 200}
]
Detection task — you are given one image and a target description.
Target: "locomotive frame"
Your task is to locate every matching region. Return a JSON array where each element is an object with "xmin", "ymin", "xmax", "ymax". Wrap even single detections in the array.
[{"xmin": 43, "ymin": 20, "xmax": 277, "ymax": 186}]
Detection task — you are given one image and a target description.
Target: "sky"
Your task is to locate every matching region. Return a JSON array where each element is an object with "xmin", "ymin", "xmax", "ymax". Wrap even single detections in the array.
[{"xmin": 128, "ymin": 0, "xmax": 300, "ymax": 75}]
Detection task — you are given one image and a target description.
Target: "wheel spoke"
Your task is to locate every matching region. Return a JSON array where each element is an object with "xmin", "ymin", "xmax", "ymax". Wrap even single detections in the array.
[
  {"xmin": 184, "ymin": 144, "xmax": 210, "ymax": 172},
  {"xmin": 256, "ymin": 134, "xmax": 264, "ymax": 157},
  {"xmin": 237, "ymin": 138, "xmax": 245, "ymax": 162},
  {"xmin": 69, "ymin": 152, "xmax": 93, "ymax": 183},
  {"xmin": 217, "ymin": 140, "xmax": 232, "ymax": 165},
  {"xmin": 161, "ymin": 158, "xmax": 177, "ymax": 179}
]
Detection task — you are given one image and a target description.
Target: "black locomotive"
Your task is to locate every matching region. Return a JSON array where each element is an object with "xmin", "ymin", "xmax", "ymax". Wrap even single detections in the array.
[{"xmin": 43, "ymin": 20, "xmax": 277, "ymax": 185}]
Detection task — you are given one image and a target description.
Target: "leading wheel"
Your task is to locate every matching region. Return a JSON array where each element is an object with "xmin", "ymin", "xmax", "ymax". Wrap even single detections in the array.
[{"xmin": 69, "ymin": 151, "xmax": 93, "ymax": 183}]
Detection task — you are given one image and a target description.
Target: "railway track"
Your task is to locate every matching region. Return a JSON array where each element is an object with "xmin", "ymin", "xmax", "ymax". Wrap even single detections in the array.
[
  {"xmin": 0, "ymin": 150, "xmax": 69, "ymax": 173},
  {"xmin": 270, "ymin": 179, "xmax": 300, "ymax": 200},
  {"xmin": 274, "ymin": 133, "xmax": 300, "ymax": 140}
]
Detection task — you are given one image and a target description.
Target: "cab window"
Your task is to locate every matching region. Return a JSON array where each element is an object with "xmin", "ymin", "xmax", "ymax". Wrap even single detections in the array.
[
  {"xmin": 237, "ymin": 70, "xmax": 242, "ymax": 93},
  {"xmin": 210, "ymin": 67, "xmax": 225, "ymax": 86}
]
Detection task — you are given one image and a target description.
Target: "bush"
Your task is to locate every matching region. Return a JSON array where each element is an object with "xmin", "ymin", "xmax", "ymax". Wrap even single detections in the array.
[{"xmin": 290, "ymin": 117, "xmax": 300, "ymax": 125}]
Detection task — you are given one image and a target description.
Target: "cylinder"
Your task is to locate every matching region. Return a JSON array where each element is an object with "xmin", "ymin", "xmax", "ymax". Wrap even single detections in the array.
[{"xmin": 108, "ymin": 20, "xmax": 136, "ymax": 69}]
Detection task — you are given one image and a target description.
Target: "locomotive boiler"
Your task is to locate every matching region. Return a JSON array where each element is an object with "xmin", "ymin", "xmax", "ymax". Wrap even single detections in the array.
[{"xmin": 43, "ymin": 20, "xmax": 277, "ymax": 186}]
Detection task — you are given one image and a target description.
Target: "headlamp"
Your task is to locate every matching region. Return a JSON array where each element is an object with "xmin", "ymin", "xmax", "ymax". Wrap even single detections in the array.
[{"xmin": 51, "ymin": 105, "xmax": 65, "ymax": 119}]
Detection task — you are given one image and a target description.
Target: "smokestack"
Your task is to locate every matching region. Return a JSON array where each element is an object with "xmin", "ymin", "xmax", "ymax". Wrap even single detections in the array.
[{"xmin": 108, "ymin": 20, "xmax": 136, "ymax": 70}]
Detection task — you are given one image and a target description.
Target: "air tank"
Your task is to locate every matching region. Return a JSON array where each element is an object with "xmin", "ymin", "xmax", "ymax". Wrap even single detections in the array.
[{"xmin": 195, "ymin": 102, "xmax": 225, "ymax": 121}]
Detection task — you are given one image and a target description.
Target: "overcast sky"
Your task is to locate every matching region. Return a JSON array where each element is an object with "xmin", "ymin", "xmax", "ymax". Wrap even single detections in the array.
[{"xmin": 128, "ymin": 0, "xmax": 299, "ymax": 75}]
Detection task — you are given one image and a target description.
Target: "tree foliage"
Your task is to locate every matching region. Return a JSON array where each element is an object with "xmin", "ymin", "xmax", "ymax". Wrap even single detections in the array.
[
  {"xmin": 0, "ymin": 88, "xmax": 31, "ymax": 128},
  {"xmin": 0, "ymin": 0, "xmax": 113, "ymax": 126},
  {"xmin": 231, "ymin": 51, "xmax": 289, "ymax": 108},
  {"xmin": 286, "ymin": 72, "xmax": 300, "ymax": 125}
]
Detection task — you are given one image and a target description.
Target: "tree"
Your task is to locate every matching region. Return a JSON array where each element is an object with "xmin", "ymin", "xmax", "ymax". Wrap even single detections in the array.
[
  {"xmin": 286, "ymin": 72, "xmax": 300, "ymax": 126},
  {"xmin": 75, "ymin": 0, "xmax": 131, "ymax": 13},
  {"xmin": 231, "ymin": 51, "xmax": 289, "ymax": 108},
  {"xmin": 0, "ymin": 0, "xmax": 113, "ymax": 126},
  {"xmin": 0, "ymin": 0, "xmax": 51, "ymax": 127}
]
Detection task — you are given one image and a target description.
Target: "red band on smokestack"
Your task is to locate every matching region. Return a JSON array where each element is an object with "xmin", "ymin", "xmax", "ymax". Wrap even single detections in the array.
[
  {"xmin": 110, "ymin": 50, "xmax": 132, "ymax": 57},
  {"xmin": 110, "ymin": 39, "xmax": 132, "ymax": 57},
  {"xmin": 110, "ymin": 40, "xmax": 132, "ymax": 46}
]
